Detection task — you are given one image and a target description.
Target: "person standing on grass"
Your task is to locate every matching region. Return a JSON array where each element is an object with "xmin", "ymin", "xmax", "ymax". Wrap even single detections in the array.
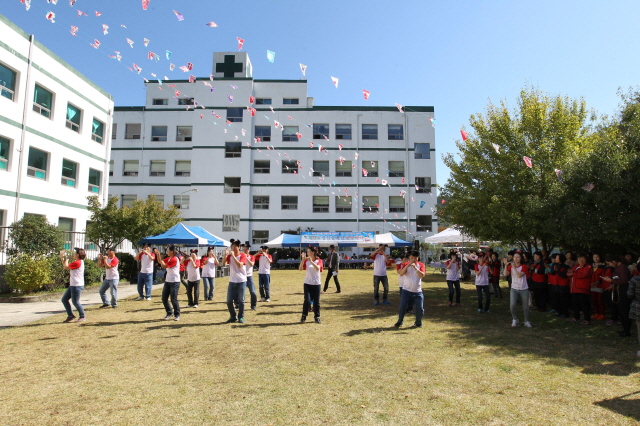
[
  {"xmin": 506, "ymin": 251, "xmax": 532, "ymax": 328},
  {"xmin": 201, "ymin": 247, "xmax": 218, "ymax": 302},
  {"xmin": 371, "ymin": 244, "xmax": 390, "ymax": 306},
  {"xmin": 567, "ymin": 253, "xmax": 593, "ymax": 325},
  {"xmin": 530, "ymin": 251, "xmax": 548, "ymax": 312},
  {"xmin": 154, "ymin": 246, "xmax": 181, "ymax": 321},
  {"xmin": 60, "ymin": 248, "xmax": 86, "ymax": 323},
  {"xmin": 255, "ymin": 246, "xmax": 273, "ymax": 302},
  {"xmin": 242, "ymin": 243, "xmax": 258, "ymax": 311},
  {"xmin": 98, "ymin": 248, "xmax": 119, "ymax": 309},
  {"xmin": 446, "ymin": 252, "xmax": 461, "ymax": 307},
  {"xmin": 396, "ymin": 254, "xmax": 414, "ymax": 314},
  {"xmin": 591, "ymin": 253, "xmax": 607, "ymax": 320},
  {"xmin": 489, "ymin": 252, "xmax": 502, "ymax": 299},
  {"xmin": 394, "ymin": 250, "xmax": 426, "ymax": 328},
  {"xmin": 136, "ymin": 243, "xmax": 155, "ymax": 301},
  {"xmin": 602, "ymin": 254, "xmax": 633, "ymax": 337},
  {"xmin": 323, "ymin": 244, "xmax": 341, "ymax": 293},
  {"xmin": 300, "ymin": 246, "xmax": 324, "ymax": 324},
  {"xmin": 183, "ymin": 249, "xmax": 201, "ymax": 308},
  {"xmin": 474, "ymin": 253, "xmax": 490, "ymax": 313},
  {"xmin": 223, "ymin": 239, "xmax": 248, "ymax": 324},
  {"xmin": 626, "ymin": 275, "xmax": 640, "ymax": 357}
]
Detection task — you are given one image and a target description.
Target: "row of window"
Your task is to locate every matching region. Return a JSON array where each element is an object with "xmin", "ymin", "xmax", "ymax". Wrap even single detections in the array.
[
  {"xmin": 1, "ymin": 136, "xmax": 102, "ymax": 192},
  {"xmin": 114, "ymin": 122, "xmax": 408, "ymax": 142},
  {"xmin": 0, "ymin": 62, "xmax": 106, "ymax": 143},
  {"xmin": 152, "ymin": 98, "xmax": 299, "ymax": 107}
]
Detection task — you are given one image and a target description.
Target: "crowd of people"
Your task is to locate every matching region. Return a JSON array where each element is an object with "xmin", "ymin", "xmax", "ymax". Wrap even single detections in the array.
[{"xmin": 57, "ymin": 243, "xmax": 640, "ymax": 357}]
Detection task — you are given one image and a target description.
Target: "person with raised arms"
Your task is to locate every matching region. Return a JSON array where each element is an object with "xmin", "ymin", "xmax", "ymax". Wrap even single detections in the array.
[
  {"xmin": 242, "ymin": 242, "xmax": 258, "ymax": 310},
  {"xmin": 154, "ymin": 245, "xmax": 181, "ymax": 321},
  {"xmin": 370, "ymin": 244, "xmax": 390, "ymax": 306},
  {"xmin": 474, "ymin": 253, "xmax": 491, "ymax": 313},
  {"xmin": 223, "ymin": 239, "xmax": 248, "ymax": 324},
  {"xmin": 323, "ymin": 244, "xmax": 341, "ymax": 293},
  {"xmin": 201, "ymin": 247, "xmax": 219, "ymax": 301},
  {"xmin": 60, "ymin": 248, "xmax": 86, "ymax": 323},
  {"xmin": 255, "ymin": 245, "xmax": 273, "ymax": 302},
  {"xmin": 98, "ymin": 248, "xmax": 120, "ymax": 309},
  {"xmin": 506, "ymin": 251, "xmax": 532, "ymax": 328},
  {"xmin": 300, "ymin": 246, "xmax": 324, "ymax": 324},
  {"xmin": 136, "ymin": 243, "xmax": 155, "ymax": 301},
  {"xmin": 183, "ymin": 249, "xmax": 201, "ymax": 308},
  {"xmin": 394, "ymin": 250, "xmax": 426, "ymax": 328},
  {"xmin": 446, "ymin": 252, "xmax": 461, "ymax": 307}
]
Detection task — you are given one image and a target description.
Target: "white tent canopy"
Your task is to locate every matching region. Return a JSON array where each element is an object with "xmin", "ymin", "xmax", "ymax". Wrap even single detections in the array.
[{"xmin": 423, "ymin": 227, "xmax": 477, "ymax": 244}]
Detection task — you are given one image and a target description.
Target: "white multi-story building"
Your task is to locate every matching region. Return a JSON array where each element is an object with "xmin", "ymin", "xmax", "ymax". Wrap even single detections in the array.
[
  {"xmin": 0, "ymin": 14, "xmax": 113, "ymax": 236},
  {"xmin": 110, "ymin": 52, "xmax": 436, "ymax": 250}
]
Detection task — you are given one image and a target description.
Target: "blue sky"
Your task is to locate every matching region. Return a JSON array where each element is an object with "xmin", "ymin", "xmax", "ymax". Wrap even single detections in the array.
[{"xmin": 3, "ymin": 0, "xmax": 640, "ymax": 186}]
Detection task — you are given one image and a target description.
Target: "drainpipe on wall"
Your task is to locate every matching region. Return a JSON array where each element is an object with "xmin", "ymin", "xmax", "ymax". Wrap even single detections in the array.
[
  {"xmin": 404, "ymin": 112, "xmax": 410, "ymax": 241},
  {"xmin": 356, "ymin": 114, "xmax": 362, "ymax": 231}
]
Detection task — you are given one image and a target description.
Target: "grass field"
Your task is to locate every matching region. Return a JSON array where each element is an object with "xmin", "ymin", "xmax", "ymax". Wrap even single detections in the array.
[{"xmin": 1, "ymin": 268, "xmax": 639, "ymax": 426}]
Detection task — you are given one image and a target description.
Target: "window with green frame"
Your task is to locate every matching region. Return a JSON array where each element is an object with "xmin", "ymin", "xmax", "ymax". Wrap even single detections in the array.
[
  {"xmin": 33, "ymin": 84, "xmax": 53, "ymax": 118},
  {"xmin": 61, "ymin": 159, "xmax": 77, "ymax": 187},
  {"xmin": 0, "ymin": 63, "xmax": 16, "ymax": 101},
  {"xmin": 27, "ymin": 147, "xmax": 48, "ymax": 180},
  {"xmin": 66, "ymin": 104, "xmax": 81, "ymax": 132},
  {"xmin": 88, "ymin": 168, "xmax": 101, "ymax": 193},
  {"xmin": 0, "ymin": 136, "xmax": 9, "ymax": 171},
  {"xmin": 92, "ymin": 118, "xmax": 104, "ymax": 143}
]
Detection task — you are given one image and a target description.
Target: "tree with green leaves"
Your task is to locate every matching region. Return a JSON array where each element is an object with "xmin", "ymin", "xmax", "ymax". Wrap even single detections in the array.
[
  {"xmin": 439, "ymin": 87, "xmax": 595, "ymax": 252},
  {"xmin": 4, "ymin": 214, "xmax": 64, "ymax": 258},
  {"xmin": 86, "ymin": 195, "xmax": 182, "ymax": 252}
]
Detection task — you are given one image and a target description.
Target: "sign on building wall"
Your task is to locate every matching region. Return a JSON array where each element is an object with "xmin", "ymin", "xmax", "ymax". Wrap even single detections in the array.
[
  {"xmin": 301, "ymin": 231, "xmax": 375, "ymax": 245},
  {"xmin": 222, "ymin": 215, "xmax": 240, "ymax": 232}
]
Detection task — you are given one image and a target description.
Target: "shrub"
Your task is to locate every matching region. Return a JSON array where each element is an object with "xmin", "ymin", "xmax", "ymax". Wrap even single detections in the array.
[
  {"xmin": 4, "ymin": 254, "xmax": 51, "ymax": 294},
  {"xmin": 4, "ymin": 215, "xmax": 64, "ymax": 259},
  {"xmin": 115, "ymin": 252, "xmax": 136, "ymax": 281},
  {"xmin": 45, "ymin": 255, "xmax": 69, "ymax": 292},
  {"xmin": 83, "ymin": 258, "xmax": 103, "ymax": 285}
]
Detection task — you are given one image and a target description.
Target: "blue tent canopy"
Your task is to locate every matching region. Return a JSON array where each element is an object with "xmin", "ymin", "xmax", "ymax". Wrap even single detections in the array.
[{"xmin": 139, "ymin": 223, "xmax": 228, "ymax": 246}]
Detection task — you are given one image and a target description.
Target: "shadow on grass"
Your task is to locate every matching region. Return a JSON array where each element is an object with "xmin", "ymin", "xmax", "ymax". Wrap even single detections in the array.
[
  {"xmin": 594, "ymin": 391, "xmax": 640, "ymax": 421},
  {"xmin": 342, "ymin": 327, "xmax": 410, "ymax": 336}
]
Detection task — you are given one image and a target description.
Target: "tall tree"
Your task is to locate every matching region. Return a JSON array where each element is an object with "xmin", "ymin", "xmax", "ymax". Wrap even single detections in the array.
[{"xmin": 439, "ymin": 87, "xmax": 594, "ymax": 252}]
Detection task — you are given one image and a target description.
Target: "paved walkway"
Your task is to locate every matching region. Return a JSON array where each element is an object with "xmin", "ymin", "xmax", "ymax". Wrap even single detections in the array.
[{"xmin": 0, "ymin": 282, "xmax": 164, "ymax": 328}]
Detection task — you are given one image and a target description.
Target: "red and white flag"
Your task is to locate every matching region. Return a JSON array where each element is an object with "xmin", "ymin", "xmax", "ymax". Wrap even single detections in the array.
[
  {"xmin": 460, "ymin": 130, "xmax": 468, "ymax": 141},
  {"xmin": 236, "ymin": 37, "xmax": 244, "ymax": 50},
  {"xmin": 46, "ymin": 11, "xmax": 56, "ymax": 23},
  {"xmin": 363, "ymin": 90, "xmax": 370, "ymax": 100},
  {"xmin": 249, "ymin": 96, "xmax": 255, "ymax": 104},
  {"xmin": 331, "ymin": 76, "xmax": 339, "ymax": 88},
  {"xmin": 523, "ymin": 156, "xmax": 533, "ymax": 168},
  {"xmin": 142, "ymin": 0, "xmax": 150, "ymax": 10}
]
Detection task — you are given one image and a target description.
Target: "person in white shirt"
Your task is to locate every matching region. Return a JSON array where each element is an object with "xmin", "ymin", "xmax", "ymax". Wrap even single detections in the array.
[
  {"xmin": 98, "ymin": 248, "xmax": 120, "ymax": 308},
  {"xmin": 370, "ymin": 244, "xmax": 390, "ymax": 306},
  {"xmin": 255, "ymin": 246, "xmax": 273, "ymax": 302},
  {"xmin": 505, "ymin": 251, "xmax": 532, "ymax": 328},
  {"xmin": 201, "ymin": 247, "xmax": 219, "ymax": 301},
  {"xmin": 223, "ymin": 239, "xmax": 248, "ymax": 324},
  {"xmin": 396, "ymin": 254, "xmax": 413, "ymax": 314},
  {"xmin": 136, "ymin": 243, "xmax": 156, "ymax": 301},
  {"xmin": 155, "ymin": 245, "xmax": 181, "ymax": 321},
  {"xmin": 474, "ymin": 253, "xmax": 491, "ymax": 313},
  {"xmin": 242, "ymin": 243, "xmax": 258, "ymax": 310},
  {"xmin": 394, "ymin": 250, "xmax": 426, "ymax": 328},
  {"xmin": 299, "ymin": 246, "xmax": 324, "ymax": 324},
  {"xmin": 183, "ymin": 249, "xmax": 201, "ymax": 308},
  {"xmin": 446, "ymin": 253, "xmax": 461, "ymax": 307},
  {"xmin": 60, "ymin": 248, "xmax": 86, "ymax": 323}
]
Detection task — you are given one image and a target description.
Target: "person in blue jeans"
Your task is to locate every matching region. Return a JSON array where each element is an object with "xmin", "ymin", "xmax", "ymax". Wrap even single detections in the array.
[
  {"xmin": 201, "ymin": 247, "xmax": 219, "ymax": 301},
  {"xmin": 223, "ymin": 239, "xmax": 248, "ymax": 323},
  {"xmin": 98, "ymin": 248, "xmax": 120, "ymax": 308},
  {"xmin": 155, "ymin": 246, "xmax": 181, "ymax": 321},
  {"xmin": 395, "ymin": 250, "xmax": 426, "ymax": 328},
  {"xmin": 370, "ymin": 244, "xmax": 390, "ymax": 306},
  {"xmin": 60, "ymin": 248, "xmax": 86, "ymax": 323},
  {"xmin": 136, "ymin": 244, "xmax": 155, "ymax": 300},
  {"xmin": 242, "ymin": 242, "xmax": 258, "ymax": 310}
]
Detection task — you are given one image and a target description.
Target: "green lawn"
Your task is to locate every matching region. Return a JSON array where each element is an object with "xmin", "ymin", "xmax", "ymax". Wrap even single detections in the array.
[{"xmin": 1, "ymin": 269, "xmax": 638, "ymax": 425}]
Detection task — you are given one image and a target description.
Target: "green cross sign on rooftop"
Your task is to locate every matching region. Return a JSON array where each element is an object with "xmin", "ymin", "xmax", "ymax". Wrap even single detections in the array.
[{"xmin": 216, "ymin": 55, "xmax": 243, "ymax": 78}]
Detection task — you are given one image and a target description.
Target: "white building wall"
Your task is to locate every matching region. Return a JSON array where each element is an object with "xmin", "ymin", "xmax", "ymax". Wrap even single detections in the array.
[{"xmin": 0, "ymin": 14, "xmax": 113, "ymax": 232}]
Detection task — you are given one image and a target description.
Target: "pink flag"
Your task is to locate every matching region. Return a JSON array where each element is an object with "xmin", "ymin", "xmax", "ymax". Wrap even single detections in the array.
[
  {"xmin": 179, "ymin": 66, "xmax": 189, "ymax": 72},
  {"xmin": 441, "ymin": 199, "xmax": 446, "ymax": 204},
  {"xmin": 70, "ymin": 25, "xmax": 78, "ymax": 36},
  {"xmin": 249, "ymin": 108, "xmax": 256, "ymax": 117},
  {"xmin": 189, "ymin": 75, "xmax": 196, "ymax": 83},
  {"xmin": 381, "ymin": 179, "xmax": 388, "ymax": 185},
  {"xmin": 338, "ymin": 144, "xmax": 343, "ymax": 150},
  {"xmin": 492, "ymin": 143, "xmax": 500, "ymax": 154},
  {"xmin": 173, "ymin": 10, "xmax": 184, "ymax": 21},
  {"xmin": 133, "ymin": 63, "xmax": 142, "ymax": 74},
  {"xmin": 274, "ymin": 120, "xmax": 280, "ymax": 128},
  {"xmin": 249, "ymin": 96, "xmax": 255, "ymax": 104},
  {"xmin": 77, "ymin": 10, "xmax": 88, "ymax": 17},
  {"xmin": 460, "ymin": 130, "xmax": 468, "ymax": 141},
  {"xmin": 363, "ymin": 90, "xmax": 370, "ymax": 100},
  {"xmin": 96, "ymin": 11, "xmax": 102, "ymax": 17},
  {"xmin": 142, "ymin": 0, "xmax": 150, "ymax": 10},
  {"xmin": 174, "ymin": 90, "xmax": 180, "ymax": 97},
  {"xmin": 199, "ymin": 114, "xmax": 203, "ymax": 120},
  {"xmin": 395, "ymin": 103, "xmax": 404, "ymax": 112},
  {"xmin": 90, "ymin": 39, "xmax": 100, "ymax": 49},
  {"xmin": 309, "ymin": 141, "xmax": 314, "ymax": 148},
  {"xmin": 236, "ymin": 37, "xmax": 244, "ymax": 50},
  {"xmin": 295, "ymin": 132, "xmax": 302, "ymax": 139},
  {"xmin": 523, "ymin": 156, "xmax": 533, "ymax": 168},
  {"xmin": 362, "ymin": 168, "xmax": 368, "ymax": 177},
  {"xmin": 147, "ymin": 51, "xmax": 156, "ymax": 60},
  {"xmin": 187, "ymin": 62, "xmax": 193, "ymax": 70},
  {"xmin": 401, "ymin": 178, "xmax": 405, "ymax": 184}
]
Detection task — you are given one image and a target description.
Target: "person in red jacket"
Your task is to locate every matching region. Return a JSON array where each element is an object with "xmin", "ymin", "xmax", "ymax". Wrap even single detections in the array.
[
  {"xmin": 488, "ymin": 252, "xmax": 502, "ymax": 299},
  {"xmin": 602, "ymin": 254, "xmax": 633, "ymax": 337},
  {"xmin": 530, "ymin": 251, "xmax": 548, "ymax": 311},
  {"xmin": 567, "ymin": 253, "xmax": 593, "ymax": 324},
  {"xmin": 551, "ymin": 254, "xmax": 571, "ymax": 317},
  {"xmin": 591, "ymin": 253, "xmax": 607, "ymax": 320}
]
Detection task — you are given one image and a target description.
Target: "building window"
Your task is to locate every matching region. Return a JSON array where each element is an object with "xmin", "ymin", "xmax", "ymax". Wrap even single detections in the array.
[
  {"xmin": 150, "ymin": 195, "xmax": 164, "ymax": 206},
  {"xmin": 121, "ymin": 195, "xmax": 137, "ymax": 208},
  {"xmin": 58, "ymin": 217, "xmax": 74, "ymax": 245},
  {"xmin": 335, "ymin": 124, "xmax": 352, "ymax": 140},
  {"xmin": 252, "ymin": 230, "xmax": 269, "ymax": 245},
  {"xmin": 281, "ymin": 196, "xmax": 297, "ymax": 210},
  {"xmin": 225, "ymin": 142, "xmax": 242, "ymax": 158},
  {"xmin": 92, "ymin": 118, "xmax": 104, "ymax": 143},
  {"xmin": 0, "ymin": 136, "xmax": 10, "ymax": 171},
  {"xmin": 362, "ymin": 124, "xmax": 378, "ymax": 140},
  {"xmin": 416, "ymin": 215, "xmax": 433, "ymax": 232},
  {"xmin": 176, "ymin": 126, "xmax": 193, "ymax": 142},
  {"xmin": 27, "ymin": 147, "xmax": 48, "ymax": 180},
  {"xmin": 0, "ymin": 63, "xmax": 17, "ymax": 101},
  {"xmin": 151, "ymin": 126, "xmax": 167, "ymax": 141},
  {"xmin": 335, "ymin": 196, "xmax": 352, "ymax": 213},
  {"xmin": 335, "ymin": 160, "xmax": 352, "ymax": 177},
  {"xmin": 256, "ymin": 98, "xmax": 271, "ymax": 105},
  {"xmin": 173, "ymin": 195, "xmax": 190, "ymax": 209},
  {"xmin": 363, "ymin": 196, "xmax": 379, "ymax": 213},
  {"xmin": 313, "ymin": 160, "xmax": 329, "ymax": 177},
  {"xmin": 125, "ymin": 123, "xmax": 141, "ymax": 139},
  {"xmin": 313, "ymin": 196, "xmax": 329, "ymax": 213},
  {"xmin": 313, "ymin": 123, "xmax": 329, "ymax": 139},
  {"xmin": 88, "ymin": 168, "xmax": 101, "ymax": 193},
  {"xmin": 178, "ymin": 98, "xmax": 195, "ymax": 105},
  {"xmin": 253, "ymin": 196, "xmax": 270, "ymax": 210},
  {"xmin": 283, "ymin": 98, "xmax": 299, "ymax": 105},
  {"xmin": 282, "ymin": 159, "xmax": 297, "ymax": 174},
  {"xmin": 362, "ymin": 161, "xmax": 378, "ymax": 177},
  {"xmin": 415, "ymin": 177, "xmax": 432, "ymax": 193},
  {"xmin": 150, "ymin": 160, "xmax": 166, "ymax": 177},
  {"xmin": 66, "ymin": 103, "xmax": 82, "ymax": 133},
  {"xmin": 227, "ymin": 107, "xmax": 243, "ymax": 122},
  {"xmin": 152, "ymin": 98, "xmax": 168, "ymax": 106},
  {"xmin": 388, "ymin": 124, "xmax": 404, "ymax": 140},
  {"xmin": 414, "ymin": 143, "xmax": 431, "ymax": 159},
  {"xmin": 61, "ymin": 159, "xmax": 78, "ymax": 187},
  {"xmin": 123, "ymin": 160, "xmax": 139, "ymax": 176},
  {"xmin": 389, "ymin": 196, "xmax": 405, "ymax": 213},
  {"xmin": 388, "ymin": 161, "xmax": 404, "ymax": 178},
  {"xmin": 254, "ymin": 160, "xmax": 270, "ymax": 174},
  {"xmin": 112, "ymin": 123, "xmax": 117, "ymax": 140},
  {"xmin": 224, "ymin": 177, "xmax": 241, "ymax": 193},
  {"xmin": 283, "ymin": 126, "xmax": 299, "ymax": 142},
  {"xmin": 33, "ymin": 84, "xmax": 53, "ymax": 118},
  {"xmin": 255, "ymin": 126, "xmax": 271, "ymax": 142},
  {"xmin": 175, "ymin": 160, "xmax": 191, "ymax": 177},
  {"xmin": 108, "ymin": 160, "xmax": 113, "ymax": 176}
]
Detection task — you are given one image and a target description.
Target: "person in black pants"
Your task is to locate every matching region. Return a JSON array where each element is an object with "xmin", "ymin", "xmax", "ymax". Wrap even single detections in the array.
[
  {"xmin": 602, "ymin": 254, "xmax": 633, "ymax": 337},
  {"xmin": 323, "ymin": 245, "xmax": 341, "ymax": 293}
]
